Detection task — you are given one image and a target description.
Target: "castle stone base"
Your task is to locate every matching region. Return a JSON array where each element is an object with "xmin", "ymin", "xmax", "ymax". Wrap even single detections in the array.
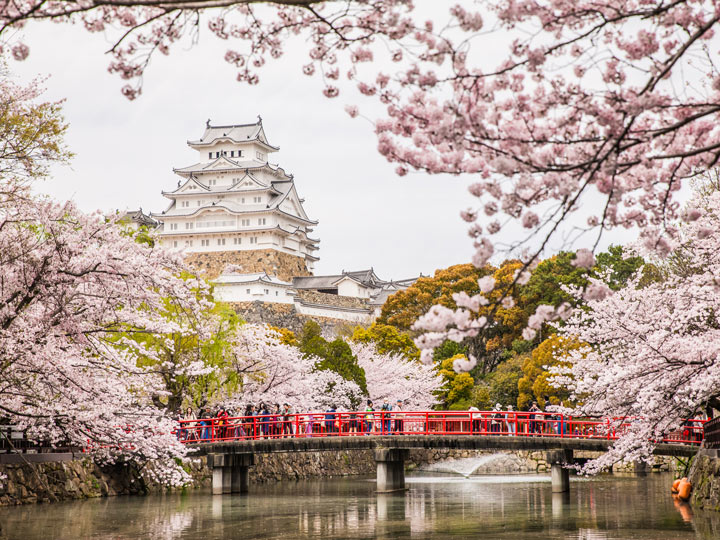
[{"xmin": 185, "ymin": 249, "xmax": 312, "ymax": 281}]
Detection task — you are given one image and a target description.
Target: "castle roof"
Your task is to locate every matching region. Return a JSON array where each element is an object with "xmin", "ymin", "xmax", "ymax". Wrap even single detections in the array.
[
  {"xmin": 188, "ymin": 119, "xmax": 279, "ymax": 151},
  {"xmin": 117, "ymin": 209, "xmax": 159, "ymax": 228},
  {"xmin": 173, "ymin": 158, "xmax": 288, "ymax": 178},
  {"xmin": 292, "ymin": 269, "xmax": 386, "ymax": 291},
  {"xmin": 213, "ymin": 271, "xmax": 292, "ymax": 287}
]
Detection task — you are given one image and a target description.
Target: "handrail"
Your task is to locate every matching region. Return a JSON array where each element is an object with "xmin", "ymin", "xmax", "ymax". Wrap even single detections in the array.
[{"xmin": 175, "ymin": 410, "xmax": 707, "ymax": 446}]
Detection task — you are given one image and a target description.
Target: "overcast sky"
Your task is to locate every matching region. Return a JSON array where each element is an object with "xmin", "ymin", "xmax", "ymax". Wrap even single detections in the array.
[{"xmin": 11, "ymin": 18, "xmax": 633, "ymax": 279}]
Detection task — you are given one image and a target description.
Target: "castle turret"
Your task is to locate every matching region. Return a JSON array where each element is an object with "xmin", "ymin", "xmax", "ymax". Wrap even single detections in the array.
[{"xmin": 153, "ymin": 119, "xmax": 319, "ymax": 279}]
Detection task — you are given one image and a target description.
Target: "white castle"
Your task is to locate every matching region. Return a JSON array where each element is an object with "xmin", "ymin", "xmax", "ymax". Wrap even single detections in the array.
[
  {"xmin": 125, "ymin": 119, "xmax": 417, "ymax": 323},
  {"xmin": 152, "ymin": 118, "xmax": 319, "ymax": 272}
]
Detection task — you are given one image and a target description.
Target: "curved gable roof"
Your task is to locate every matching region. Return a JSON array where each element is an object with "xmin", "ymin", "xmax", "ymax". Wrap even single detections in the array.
[{"xmin": 188, "ymin": 120, "xmax": 279, "ymax": 151}]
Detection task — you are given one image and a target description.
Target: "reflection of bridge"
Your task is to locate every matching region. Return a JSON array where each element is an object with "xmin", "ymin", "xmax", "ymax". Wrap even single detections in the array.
[{"xmin": 181, "ymin": 411, "xmax": 704, "ymax": 495}]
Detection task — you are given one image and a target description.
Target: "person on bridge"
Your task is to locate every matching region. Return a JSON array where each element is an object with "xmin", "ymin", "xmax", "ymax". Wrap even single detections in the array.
[
  {"xmin": 393, "ymin": 400, "xmax": 404, "ymax": 434},
  {"xmin": 182, "ymin": 407, "xmax": 197, "ymax": 441},
  {"xmin": 325, "ymin": 405, "xmax": 337, "ymax": 436},
  {"xmin": 198, "ymin": 409, "xmax": 210, "ymax": 441},
  {"xmin": 215, "ymin": 408, "xmax": 229, "ymax": 440},
  {"xmin": 381, "ymin": 399, "xmax": 392, "ymax": 434},
  {"xmin": 242, "ymin": 404, "xmax": 254, "ymax": 439},
  {"xmin": 529, "ymin": 402, "xmax": 541, "ymax": 435},
  {"xmin": 282, "ymin": 403, "xmax": 294, "ymax": 437},
  {"xmin": 365, "ymin": 400, "xmax": 375, "ymax": 435},
  {"xmin": 491, "ymin": 404, "xmax": 503, "ymax": 434},
  {"xmin": 506, "ymin": 405, "xmax": 516, "ymax": 435},
  {"xmin": 468, "ymin": 406, "xmax": 481, "ymax": 433},
  {"xmin": 259, "ymin": 403, "xmax": 270, "ymax": 439}
]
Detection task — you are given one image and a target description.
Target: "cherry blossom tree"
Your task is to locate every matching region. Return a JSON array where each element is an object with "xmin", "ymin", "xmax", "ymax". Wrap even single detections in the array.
[
  {"xmin": 224, "ymin": 324, "xmax": 362, "ymax": 411},
  {"xmin": 550, "ymin": 191, "xmax": 720, "ymax": 472},
  {"xmin": 3, "ymin": 1, "xmax": 719, "ymax": 259},
  {"xmin": 0, "ymin": 80, "xmax": 210, "ymax": 485},
  {"xmin": 351, "ymin": 342, "xmax": 442, "ymax": 409},
  {"xmin": 5, "ymin": 1, "xmax": 717, "ymax": 372}
]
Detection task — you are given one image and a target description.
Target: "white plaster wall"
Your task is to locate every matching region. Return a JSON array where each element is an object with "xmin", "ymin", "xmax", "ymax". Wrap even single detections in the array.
[
  {"xmin": 294, "ymin": 303, "xmax": 373, "ymax": 323},
  {"xmin": 213, "ymin": 282, "xmax": 294, "ymax": 304}
]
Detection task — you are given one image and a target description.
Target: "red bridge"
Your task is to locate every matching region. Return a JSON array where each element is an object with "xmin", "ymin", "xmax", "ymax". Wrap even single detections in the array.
[
  {"xmin": 178, "ymin": 410, "xmax": 705, "ymax": 495},
  {"xmin": 179, "ymin": 410, "xmax": 705, "ymax": 445}
]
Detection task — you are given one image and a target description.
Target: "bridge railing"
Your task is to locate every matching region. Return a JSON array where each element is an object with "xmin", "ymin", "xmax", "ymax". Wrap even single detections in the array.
[{"xmin": 177, "ymin": 411, "xmax": 706, "ymax": 446}]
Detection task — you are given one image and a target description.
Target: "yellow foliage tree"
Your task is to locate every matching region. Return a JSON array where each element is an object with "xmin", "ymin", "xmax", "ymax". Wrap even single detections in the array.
[
  {"xmin": 350, "ymin": 323, "xmax": 420, "ymax": 360},
  {"xmin": 378, "ymin": 261, "xmax": 530, "ymax": 374},
  {"xmin": 517, "ymin": 335, "xmax": 583, "ymax": 410},
  {"xmin": 437, "ymin": 354, "xmax": 475, "ymax": 408}
]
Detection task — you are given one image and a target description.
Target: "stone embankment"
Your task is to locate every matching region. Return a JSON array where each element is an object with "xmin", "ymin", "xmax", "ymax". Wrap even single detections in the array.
[
  {"xmin": 0, "ymin": 448, "xmax": 680, "ymax": 506},
  {"xmin": 689, "ymin": 449, "xmax": 720, "ymax": 511}
]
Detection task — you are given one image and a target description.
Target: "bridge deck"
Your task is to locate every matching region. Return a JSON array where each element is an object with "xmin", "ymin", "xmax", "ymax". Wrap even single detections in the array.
[{"xmin": 191, "ymin": 435, "xmax": 697, "ymax": 458}]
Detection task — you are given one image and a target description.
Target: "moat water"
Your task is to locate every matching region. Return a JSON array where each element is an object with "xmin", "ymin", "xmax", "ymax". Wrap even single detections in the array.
[{"xmin": 1, "ymin": 472, "xmax": 719, "ymax": 539}]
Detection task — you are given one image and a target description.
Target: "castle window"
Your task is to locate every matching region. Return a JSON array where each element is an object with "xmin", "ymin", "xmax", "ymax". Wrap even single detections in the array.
[
  {"xmin": 246, "ymin": 289, "xmax": 250, "ymax": 294},
  {"xmin": 230, "ymin": 151, "xmax": 235, "ymax": 157},
  {"xmin": 253, "ymin": 196, "xmax": 262, "ymax": 203},
  {"xmin": 217, "ymin": 238, "xmax": 226, "ymax": 246},
  {"xmin": 201, "ymin": 239, "xmax": 209, "ymax": 247},
  {"xmin": 275, "ymin": 291, "xmax": 279, "ymax": 296},
  {"xmin": 234, "ymin": 237, "xmax": 241, "ymax": 245},
  {"xmin": 215, "ymin": 152, "xmax": 220, "ymax": 158},
  {"xmin": 238, "ymin": 150, "xmax": 243, "ymax": 157},
  {"xmin": 256, "ymin": 151, "xmax": 265, "ymax": 161},
  {"xmin": 185, "ymin": 222, "xmax": 193, "ymax": 230},
  {"xmin": 258, "ymin": 218, "xmax": 266, "ymax": 225},
  {"xmin": 250, "ymin": 237, "xmax": 257, "ymax": 244},
  {"xmin": 241, "ymin": 219, "xmax": 250, "ymax": 227},
  {"xmin": 197, "ymin": 200, "xmax": 201, "ymax": 206},
  {"xmin": 241, "ymin": 198, "xmax": 245, "ymax": 204},
  {"xmin": 264, "ymin": 289, "xmax": 269, "ymax": 295},
  {"xmin": 208, "ymin": 152, "xmax": 212, "ymax": 159},
  {"xmin": 173, "ymin": 241, "xmax": 178, "ymax": 247}
]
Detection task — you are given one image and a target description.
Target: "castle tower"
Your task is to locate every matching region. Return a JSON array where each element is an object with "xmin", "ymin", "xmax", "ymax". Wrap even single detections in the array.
[{"xmin": 153, "ymin": 119, "xmax": 319, "ymax": 280}]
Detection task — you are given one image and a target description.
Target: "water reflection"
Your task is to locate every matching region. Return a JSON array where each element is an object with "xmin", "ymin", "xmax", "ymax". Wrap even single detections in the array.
[{"xmin": 0, "ymin": 473, "xmax": 716, "ymax": 539}]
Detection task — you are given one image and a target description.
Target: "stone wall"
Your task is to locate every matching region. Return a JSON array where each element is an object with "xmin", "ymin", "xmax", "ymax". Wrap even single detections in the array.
[
  {"xmin": 185, "ymin": 249, "xmax": 311, "ymax": 281},
  {"xmin": 0, "ymin": 458, "xmax": 209, "ymax": 506},
  {"xmin": 231, "ymin": 301, "xmax": 353, "ymax": 335},
  {"xmin": 295, "ymin": 290, "xmax": 370, "ymax": 310},
  {"xmin": 689, "ymin": 450, "xmax": 720, "ymax": 511},
  {"xmin": 1, "ymin": 448, "xmax": 684, "ymax": 506}
]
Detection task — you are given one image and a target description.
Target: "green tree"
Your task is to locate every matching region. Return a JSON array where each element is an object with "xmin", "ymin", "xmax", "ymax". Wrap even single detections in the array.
[
  {"xmin": 299, "ymin": 321, "xmax": 368, "ymax": 395},
  {"xmin": 486, "ymin": 354, "xmax": 525, "ymax": 408},
  {"xmin": 127, "ymin": 284, "xmax": 245, "ymax": 413},
  {"xmin": 594, "ymin": 245, "xmax": 647, "ymax": 291},
  {"xmin": 350, "ymin": 323, "xmax": 420, "ymax": 360}
]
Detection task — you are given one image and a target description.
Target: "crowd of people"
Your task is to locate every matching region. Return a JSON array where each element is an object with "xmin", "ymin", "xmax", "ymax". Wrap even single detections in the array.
[
  {"xmin": 177, "ymin": 398, "xmax": 410, "ymax": 441},
  {"xmin": 176, "ymin": 401, "xmax": 708, "ymax": 442}
]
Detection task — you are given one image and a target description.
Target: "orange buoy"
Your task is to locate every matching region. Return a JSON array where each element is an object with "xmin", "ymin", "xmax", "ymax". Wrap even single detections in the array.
[
  {"xmin": 671, "ymin": 478, "xmax": 682, "ymax": 493},
  {"xmin": 677, "ymin": 479, "xmax": 692, "ymax": 501}
]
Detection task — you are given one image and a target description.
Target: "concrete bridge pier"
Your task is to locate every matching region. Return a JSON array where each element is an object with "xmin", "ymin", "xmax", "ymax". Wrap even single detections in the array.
[
  {"xmin": 546, "ymin": 449, "xmax": 573, "ymax": 493},
  {"xmin": 209, "ymin": 453, "xmax": 254, "ymax": 495},
  {"xmin": 375, "ymin": 448, "xmax": 409, "ymax": 493}
]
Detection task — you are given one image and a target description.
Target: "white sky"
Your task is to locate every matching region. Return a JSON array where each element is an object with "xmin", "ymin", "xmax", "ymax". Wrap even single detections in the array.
[{"xmin": 9, "ymin": 15, "xmax": 636, "ymax": 278}]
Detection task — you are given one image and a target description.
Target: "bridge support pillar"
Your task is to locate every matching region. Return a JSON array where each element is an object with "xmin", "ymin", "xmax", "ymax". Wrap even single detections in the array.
[
  {"xmin": 546, "ymin": 450, "xmax": 572, "ymax": 493},
  {"xmin": 209, "ymin": 453, "xmax": 254, "ymax": 495},
  {"xmin": 375, "ymin": 448, "xmax": 409, "ymax": 493}
]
